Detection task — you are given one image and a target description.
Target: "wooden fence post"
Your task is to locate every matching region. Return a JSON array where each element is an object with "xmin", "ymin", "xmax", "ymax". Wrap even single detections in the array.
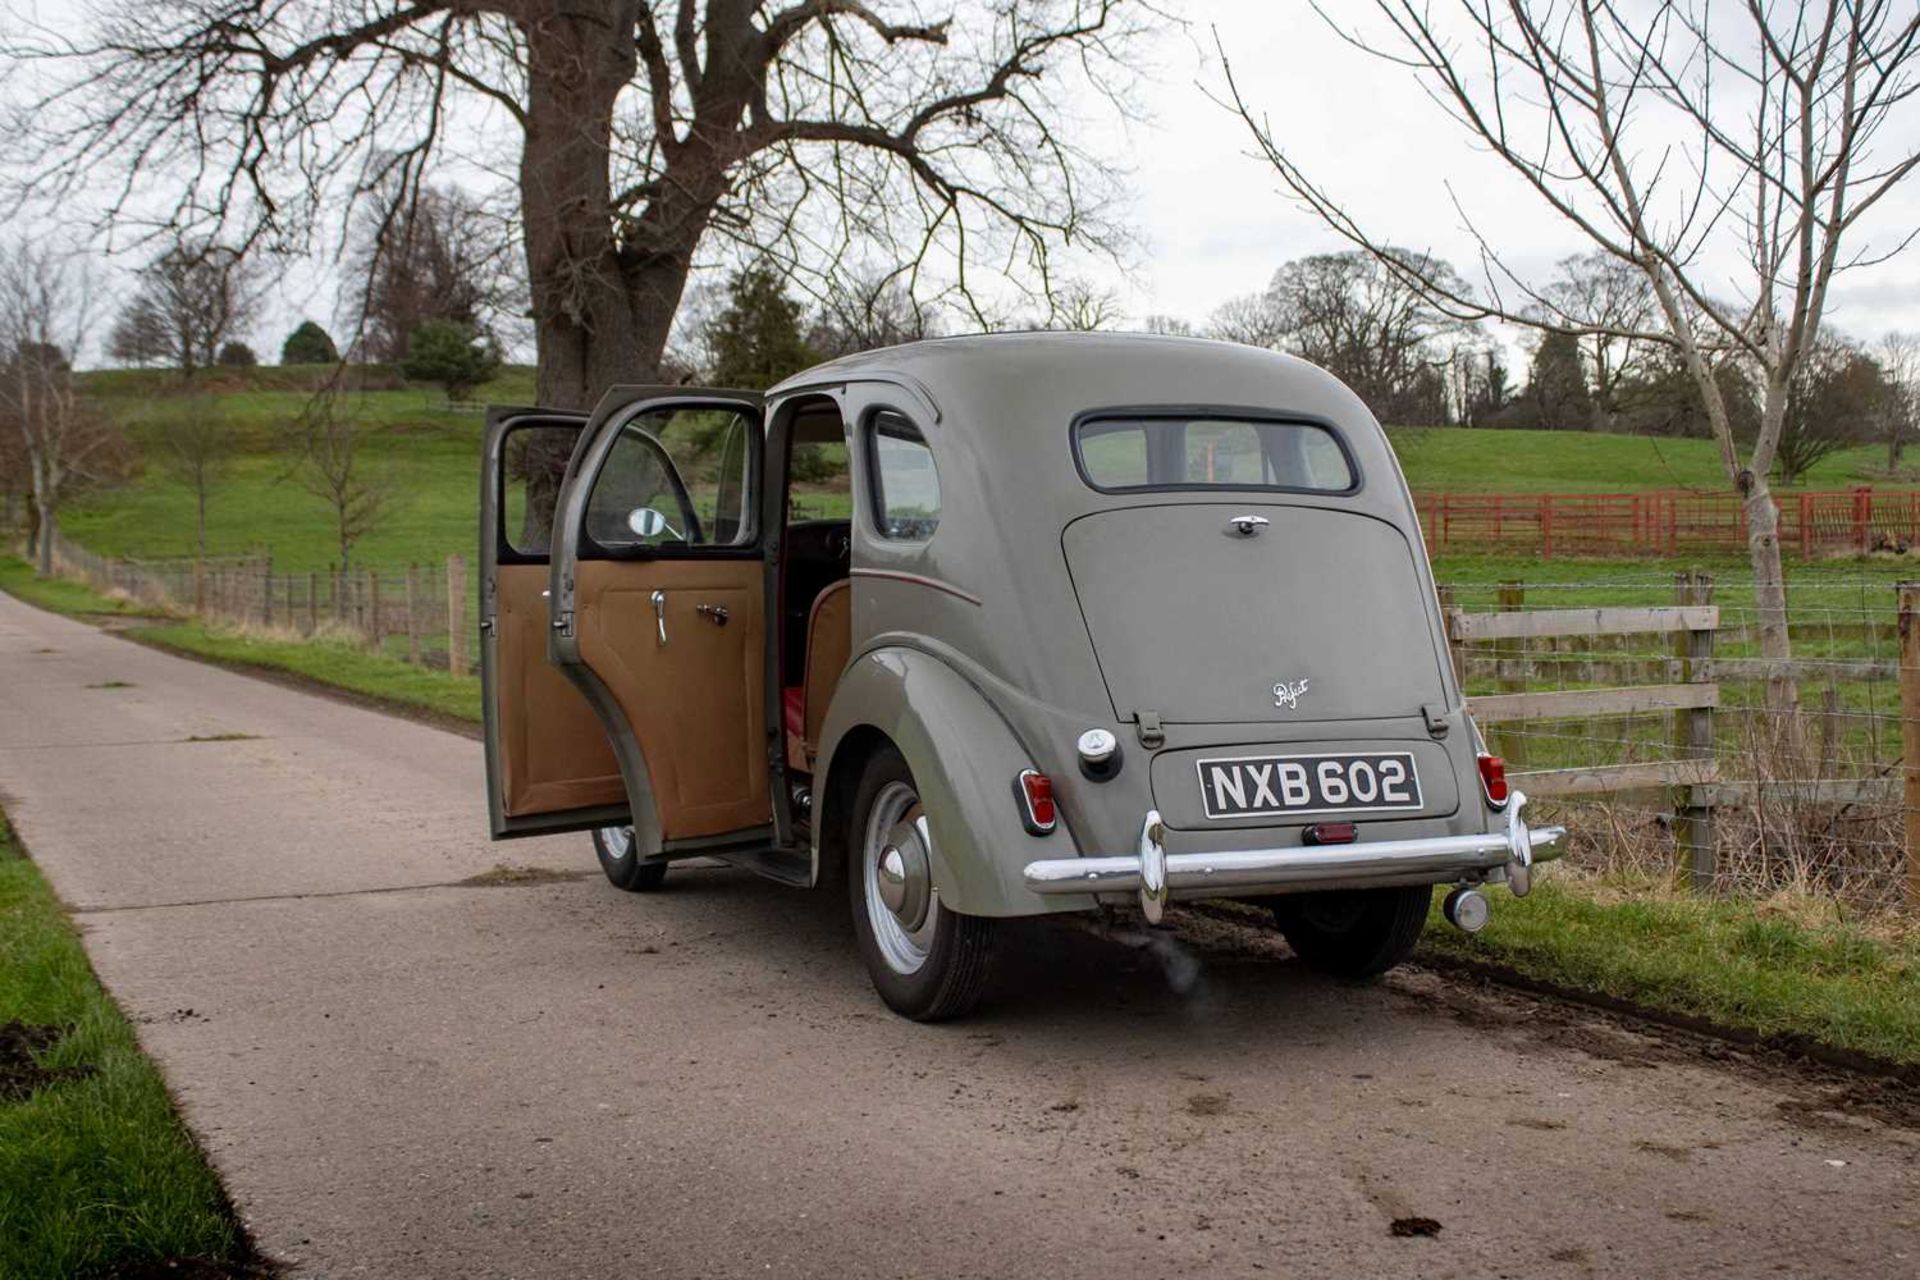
[
  {"xmin": 1496, "ymin": 581, "xmax": 1527, "ymax": 769},
  {"xmin": 1800, "ymin": 493, "xmax": 1813, "ymax": 560},
  {"xmin": 1674, "ymin": 571, "xmax": 1717, "ymax": 890},
  {"xmin": 260, "ymin": 552, "xmax": 273, "ymax": 627},
  {"xmin": 368, "ymin": 569, "xmax": 383, "ymax": 652},
  {"xmin": 1899, "ymin": 583, "xmax": 1920, "ymax": 909},
  {"xmin": 447, "ymin": 554, "xmax": 469, "ymax": 677},
  {"xmin": 1437, "ymin": 585, "xmax": 1465, "ymax": 691},
  {"xmin": 305, "ymin": 572, "xmax": 318, "ymax": 635},
  {"xmin": 405, "ymin": 564, "xmax": 422, "ymax": 664}
]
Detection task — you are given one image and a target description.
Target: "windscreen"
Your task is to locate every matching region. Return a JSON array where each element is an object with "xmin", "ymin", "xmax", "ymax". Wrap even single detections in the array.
[{"xmin": 1075, "ymin": 417, "xmax": 1356, "ymax": 493}]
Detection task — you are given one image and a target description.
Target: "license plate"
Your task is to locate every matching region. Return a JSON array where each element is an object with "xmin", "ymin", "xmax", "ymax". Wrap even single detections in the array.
[{"xmin": 1195, "ymin": 752, "xmax": 1423, "ymax": 820}]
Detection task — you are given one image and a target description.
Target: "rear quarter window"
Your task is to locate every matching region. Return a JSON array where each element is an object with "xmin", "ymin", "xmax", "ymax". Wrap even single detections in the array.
[
  {"xmin": 1074, "ymin": 416, "xmax": 1356, "ymax": 493},
  {"xmin": 868, "ymin": 411, "xmax": 941, "ymax": 540}
]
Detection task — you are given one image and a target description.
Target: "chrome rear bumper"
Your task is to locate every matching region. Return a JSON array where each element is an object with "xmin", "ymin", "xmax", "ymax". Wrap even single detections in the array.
[{"xmin": 1022, "ymin": 792, "xmax": 1565, "ymax": 924}]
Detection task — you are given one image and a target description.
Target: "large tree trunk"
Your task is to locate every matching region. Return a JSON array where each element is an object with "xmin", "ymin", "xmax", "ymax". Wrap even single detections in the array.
[{"xmin": 520, "ymin": 5, "xmax": 738, "ymax": 410}]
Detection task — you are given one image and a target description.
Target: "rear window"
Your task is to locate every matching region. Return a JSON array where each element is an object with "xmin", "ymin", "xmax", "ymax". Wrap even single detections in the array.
[{"xmin": 1074, "ymin": 417, "xmax": 1356, "ymax": 493}]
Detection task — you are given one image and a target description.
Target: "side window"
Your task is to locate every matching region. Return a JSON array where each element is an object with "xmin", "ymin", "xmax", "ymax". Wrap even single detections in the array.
[
  {"xmin": 868, "ymin": 411, "xmax": 940, "ymax": 541},
  {"xmin": 582, "ymin": 406, "xmax": 755, "ymax": 553},
  {"xmin": 502, "ymin": 423, "xmax": 582, "ymax": 556}
]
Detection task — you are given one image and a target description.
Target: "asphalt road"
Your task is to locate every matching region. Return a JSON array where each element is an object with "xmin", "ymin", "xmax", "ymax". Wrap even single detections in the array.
[{"xmin": 2, "ymin": 589, "xmax": 1916, "ymax": 1279}]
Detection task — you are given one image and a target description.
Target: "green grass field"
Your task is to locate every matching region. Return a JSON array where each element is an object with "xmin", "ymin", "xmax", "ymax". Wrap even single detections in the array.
[
  {"xmin": 0, "ymin": 814, "xmax": 250, "ymax": 1277},
  {"xmin": 1389, "ymin": 425, "xmax": 1891, "ymax": 493},
  {"xmin": 54, "ymin": 366, "xmax": 1902, "ymax": 574}
]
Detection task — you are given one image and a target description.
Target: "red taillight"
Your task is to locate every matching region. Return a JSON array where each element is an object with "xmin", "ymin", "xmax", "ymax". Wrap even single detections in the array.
[
  {"xmin": 1016, "ymin": 770, "xmax": 1056, "ymax": 834},
  {"xmin": 1478, "ymin": 754, "xmax": 1510, "ymax": 808},
  {"xmin": 1305, "ymin": 821, "xmax": 1357, "ymax": 845}
]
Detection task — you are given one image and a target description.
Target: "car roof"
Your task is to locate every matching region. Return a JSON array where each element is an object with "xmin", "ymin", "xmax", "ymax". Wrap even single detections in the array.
[{"xmin": 765, "ymin": 331, "xmax": 1383, "ymax": 445}]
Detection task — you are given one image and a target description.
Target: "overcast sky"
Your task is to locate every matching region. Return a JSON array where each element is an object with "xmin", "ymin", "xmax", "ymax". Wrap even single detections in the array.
[{"xmin": 7, "ymin": 0, "xmax": 1919, "ymax": 361}]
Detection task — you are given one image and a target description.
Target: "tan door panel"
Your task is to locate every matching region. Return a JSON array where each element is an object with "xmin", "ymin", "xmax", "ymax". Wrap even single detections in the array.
[
  {"xmin": 574, "ymin": 558, "xmax": 770, "ymax": 839},
  {"xmin": 497, "ymin": 565, "xmax": 627, "ymax": 816}
]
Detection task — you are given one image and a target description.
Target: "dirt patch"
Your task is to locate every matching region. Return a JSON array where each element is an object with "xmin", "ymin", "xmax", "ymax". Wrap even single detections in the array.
[
  {"xmin": 1183, "ymin": 1092, "xmax": 1231, "ymax": 1116},
  {"xmin": 1389, "ymin": 1216, "xmax": 1443, "ymax": 1238},
  {"xmin": 181, "ymin": 733, "xmax": 259, "ymax": 744},
  {"xmin": 86, "ymin": 680, "xmax": 136, "ymax": 689},
  {"xmin": 0, "ymin": 1020, "xmax": 94, "ymax": 1102},
  {"xmin": 1174, "ymin": 900, "xmax": 1920, "ymax": 1134},
  {"xmin": 458, "ymin": 864, "xmax": 592, "ymax": 888}
]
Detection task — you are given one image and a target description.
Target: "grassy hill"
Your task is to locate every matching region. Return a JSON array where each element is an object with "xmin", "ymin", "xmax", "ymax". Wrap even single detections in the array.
[{"xmin": 52, "ymin": 366, "xmax": 1897, "ymax": 572}]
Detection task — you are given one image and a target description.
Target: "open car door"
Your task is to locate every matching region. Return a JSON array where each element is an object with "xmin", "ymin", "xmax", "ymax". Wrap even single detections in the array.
[
  {"xmin": 481, "ymin": 407, "xmax": 631, "ymax": 838},
  {"xmin": 548, "ymin": 389, "xmax": 772, "ymax": 862}
]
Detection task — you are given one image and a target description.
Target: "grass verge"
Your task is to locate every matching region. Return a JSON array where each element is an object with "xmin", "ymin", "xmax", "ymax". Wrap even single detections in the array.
[
  {"xmin": 0, "ymin": 556, "xmax": 163, "ymax": 619},
  {"xmin": 138, "ymin": 623, "xmax": 480, "ymax": 724},
  {"xmin": 1422, "ymin": 876, "xmax": 1920, "ymax": 1068},
  {"xmin": 0, "ymin": 814, "xmax": 256, "ymax": 1277},
  {"xmin": 0, "ymin": 556, "xmax": 480, "ymax": 726}
]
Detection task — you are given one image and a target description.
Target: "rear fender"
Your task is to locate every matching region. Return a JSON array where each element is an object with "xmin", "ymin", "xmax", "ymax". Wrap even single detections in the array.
[{"xmin": 812, "ymin": 647, "xmax": 1097, "ymax": 917}]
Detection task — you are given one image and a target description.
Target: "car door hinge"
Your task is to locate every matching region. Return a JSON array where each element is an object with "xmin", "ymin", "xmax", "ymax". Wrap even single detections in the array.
[
  {"xmin": 1421, "ymin": 702, "xmax": 1450, "ymax": 738},
  {"xmin": 1134, "ymin": 710, "xmax": 1165, "ymax": 750},
  {"xmin": 552, "ymin": 610, "xmax": 574, "ymax": 636}
]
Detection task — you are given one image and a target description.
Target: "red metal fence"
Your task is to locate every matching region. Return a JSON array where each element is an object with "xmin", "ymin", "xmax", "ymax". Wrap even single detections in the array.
[{"xmin": 1414, "ymin": 488, "xmax": 1920, "ymax": 559}]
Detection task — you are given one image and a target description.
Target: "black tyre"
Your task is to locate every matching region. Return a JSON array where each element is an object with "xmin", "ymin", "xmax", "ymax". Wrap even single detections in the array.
[
  {"xmin": 1269, "ymin": 885, "xmax": 1431, "ymax": 978},
  {"xmin": 593, "ymin": 825, "xmax": 668, "ymax": 893},
  {"xmin": 847, "ymin": 745, "xmax": 997, "ymax": 1021}
]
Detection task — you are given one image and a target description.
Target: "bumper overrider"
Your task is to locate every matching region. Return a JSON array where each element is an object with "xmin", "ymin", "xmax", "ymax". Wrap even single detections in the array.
[{"xmin": 1022, "ymin": 792, "xmax": 1566, "ymax": 924}]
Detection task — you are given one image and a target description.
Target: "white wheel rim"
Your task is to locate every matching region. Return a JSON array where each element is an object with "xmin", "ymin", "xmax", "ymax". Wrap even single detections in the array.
[
  {"xmin": 863, "ymin": 781, "xmax": 939, "ymax": 974},
  {"xmin": 598, "ymin": 825, "xmax": 633, "ymax": 859}
]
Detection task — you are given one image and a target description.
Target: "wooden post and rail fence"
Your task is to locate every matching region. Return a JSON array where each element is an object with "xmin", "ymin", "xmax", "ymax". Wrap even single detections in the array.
[
  {"xmin": 32, "ymin": 535, "xmax": 476, "ymax": 677},
  {"xmin": 1445, "ymin": 575, "xmax": 1920, "ymax": 907},
  {"xmin": 1417, "ymin": 486, "xmax": 1920, "ymax": 560}
]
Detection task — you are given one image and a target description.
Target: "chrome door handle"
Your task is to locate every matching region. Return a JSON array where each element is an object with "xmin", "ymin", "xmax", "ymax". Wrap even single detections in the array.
[
  {"xmin": 1228, "ymin": 514, "xmax": 1270, "ymax": 536},
  {"xmin": 696, "ymin": 604, "xmax": 729, "ymax": 626},
  {"xmin": 651, "ymin": 589, "xmax": 667, "ymax": 645}
]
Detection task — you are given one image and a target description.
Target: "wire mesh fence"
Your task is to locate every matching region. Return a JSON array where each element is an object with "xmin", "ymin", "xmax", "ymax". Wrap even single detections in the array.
[
  {"xmin": 1442, "ymin": 572, "xmax": 1917, "ymax": 915},
  {"xmin": 37, "ymin": 533, "xmax": 480, "ymax": 674}
]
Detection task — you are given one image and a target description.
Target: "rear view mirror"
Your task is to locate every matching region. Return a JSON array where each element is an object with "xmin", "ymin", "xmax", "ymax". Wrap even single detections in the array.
[{"xmin": 627, "ymin": 506, "xmax": 675, "ymax": 539}]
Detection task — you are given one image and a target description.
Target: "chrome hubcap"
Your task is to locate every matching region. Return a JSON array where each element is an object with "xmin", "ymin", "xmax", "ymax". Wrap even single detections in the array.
[
  {"xmin": 598, "ymin": 825, "xmax": 633, "ymax": 859},
  {"xmin": 863, "ymin": 781, "xmax": 938, "ymax": 974}
]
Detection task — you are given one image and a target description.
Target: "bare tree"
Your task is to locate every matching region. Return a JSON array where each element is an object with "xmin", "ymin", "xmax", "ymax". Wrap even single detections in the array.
[
  {"xmin": 1045, "ymin": 278, "xmax": 1125, "ymax": 332},
  {"xmin": 1266, "ymin": 252, "xmax": 1473, "ymax": 424},
  {"xmin": 350, "ymin": 179, "xmax": 520, "ymax": 363},
  {"xmin": 282, "ymin": 393, "xmax": 391, "ymax": 572},
  {"xmin": 108, "ymin": 295, "xmax": 172, "ymax": 367},
  {"xmin": 157, "ymin": 391, "xmax": 234, "ymax": 559},
  {"xmin": 1879, "ymin": 332, "xmax": 1920, "ymax": 471},
  {"xmin": 809, "ymin": 270, "xmax": 941, "ymax": 358},
  {"xmin": 0, "ymin": 244, "xmax": 120, "ymax": 574},
  {"xmin": 1142, "ymin": 314, "xmax": 1194, "ymax": 337},
  {"xmin": 1206, "ymin": 291, "xmax": 1288, "ymax": 349},
  {"xmin": 1225, "ymin": 2, "xmax": 1920, "ymax": 721},
  {"xmin": 1534, "ymin": 253, "xmax": 1658, "ymax": 432},
  {"xmin": 114, "ymin": 240, "xmax": 263, "ymax": 381},
  {"xmin": 7, "ymin": 2, "xmax": 1147, "ymax": 410}
]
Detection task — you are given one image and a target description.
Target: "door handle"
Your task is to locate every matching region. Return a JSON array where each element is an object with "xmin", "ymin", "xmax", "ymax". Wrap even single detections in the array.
[
  {"xmin": 696, "ymin": 604, "xmax": 729, "ymax": 626},
  {"xmin": 651, "ymin": 589, "xmax": 667, "ymax": 645}
]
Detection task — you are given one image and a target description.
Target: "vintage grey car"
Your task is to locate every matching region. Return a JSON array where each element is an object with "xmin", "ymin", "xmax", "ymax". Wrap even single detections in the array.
[{"xmin": 479, "ymin": 333, "xmax": 1563, "ymax": 1020}]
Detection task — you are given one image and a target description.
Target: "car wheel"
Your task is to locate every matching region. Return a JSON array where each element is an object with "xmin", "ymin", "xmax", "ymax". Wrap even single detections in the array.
[
  {"xmin": 593, "ymin": 825, "xmax": 668, "ymax": 892},
  {"xmin": 1268, "ymin": 885, "xmax": 1431, "ymax": 978},
  {"xmin": 847, "ymin": 746, "xmax": 997, "ymax": 1021}
]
